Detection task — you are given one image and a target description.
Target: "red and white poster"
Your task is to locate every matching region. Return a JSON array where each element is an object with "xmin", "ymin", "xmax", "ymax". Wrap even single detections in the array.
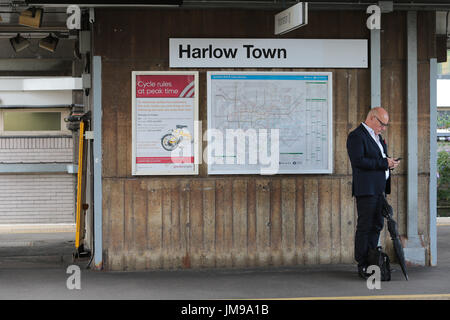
[{"xmin": 132, "ymin": 71, "xmax": 199, "ymax": 175}]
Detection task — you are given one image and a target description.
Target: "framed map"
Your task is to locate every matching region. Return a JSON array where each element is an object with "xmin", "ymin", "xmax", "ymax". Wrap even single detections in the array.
[{"xmin": 206, "ymin": 71, "xmax": 333, "ymax": 175}]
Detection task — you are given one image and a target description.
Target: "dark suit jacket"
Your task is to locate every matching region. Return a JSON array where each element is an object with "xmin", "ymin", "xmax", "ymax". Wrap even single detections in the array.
[{"xmin": 346, "ymin": 123, "xmax": 391, "ymax": 197}]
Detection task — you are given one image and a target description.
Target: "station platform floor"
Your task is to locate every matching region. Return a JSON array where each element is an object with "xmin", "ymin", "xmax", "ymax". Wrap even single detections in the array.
[{"xmin": 0, "ymin": 220, "xmax": 449, "ymax": 300}]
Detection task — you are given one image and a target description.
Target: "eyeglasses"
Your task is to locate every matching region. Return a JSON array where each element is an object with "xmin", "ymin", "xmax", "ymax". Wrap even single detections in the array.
[{"xmin": 374, "ymin": 116, "xmax": 389, "ymax": 127}]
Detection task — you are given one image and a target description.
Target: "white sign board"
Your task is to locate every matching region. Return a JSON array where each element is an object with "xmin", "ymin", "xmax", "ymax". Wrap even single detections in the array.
[
  {"xmin": 274, "ymin": 2, "xmax": 308, "ymax": 35},
  {"xmin": 437, "ymin": 79, "xmax": 450, "ymax": 107},
  {"xmin": 132, "ymin": 71, "xmax": 199, "ymax": 175},
  {"xmin": 207, "ymin": 71, "xmax": 333, "ymax": 175},
  {"xmin": 170, "ymin": 38, "xmax": 368, "ymax": 68}
]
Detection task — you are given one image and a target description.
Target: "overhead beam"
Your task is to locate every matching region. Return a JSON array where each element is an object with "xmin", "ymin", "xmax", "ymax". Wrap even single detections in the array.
[
  {"xmin": 0, "ymin": 25, "xmax": 69, "ymax": 33},
  {"xmin": 180, "ymin": 0, "xmax": 450, "ymax": 10},
  {"xmin": 2, "ymin": 0, "xmax": 450, "ymax": 10}
]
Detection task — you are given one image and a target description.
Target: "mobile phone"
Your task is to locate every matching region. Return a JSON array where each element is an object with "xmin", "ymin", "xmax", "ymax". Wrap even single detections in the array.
[{"xmin": 395, "ymin": 157, "xmax": 402, "ymax": 161}]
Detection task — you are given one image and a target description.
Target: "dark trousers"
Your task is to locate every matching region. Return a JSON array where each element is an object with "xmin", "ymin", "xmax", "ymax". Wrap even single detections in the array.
[{"xmin": 355, "ymin": 194, "xmax": 384, "ymax": 267}]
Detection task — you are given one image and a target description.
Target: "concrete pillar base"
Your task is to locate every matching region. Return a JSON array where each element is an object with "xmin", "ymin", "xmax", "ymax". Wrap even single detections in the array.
[{"xmin": 403, "ymin": 236, "xmax": 426, "ymax": 266}]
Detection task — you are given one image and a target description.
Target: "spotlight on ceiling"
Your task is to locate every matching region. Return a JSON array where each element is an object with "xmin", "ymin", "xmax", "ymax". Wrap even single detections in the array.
[
  {"xmin": 39, "ymin": 34, "xmax": 59, "ymax": 52},
  {"xmin": 10, "ymin": 34, "xmax": 30, "ymax": 53},
  {"xmin": 19, "ymin": 7, "xmax": 43, "ymax": 28}
]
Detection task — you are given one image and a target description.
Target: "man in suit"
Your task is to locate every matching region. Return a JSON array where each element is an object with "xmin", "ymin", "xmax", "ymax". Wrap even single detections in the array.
[{"xmin": 346, "ymin": 107, "xmax": 399, "ymax": 279}]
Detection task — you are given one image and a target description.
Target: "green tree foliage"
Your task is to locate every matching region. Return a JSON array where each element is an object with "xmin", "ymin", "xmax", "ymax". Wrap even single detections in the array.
[
  {"xmin": 438, "ymin": 150, "xmax": 450, "ymax": 202},
  {"xmin": 438, "ymin": 111, "xmax": 450, "ymax": 129}
]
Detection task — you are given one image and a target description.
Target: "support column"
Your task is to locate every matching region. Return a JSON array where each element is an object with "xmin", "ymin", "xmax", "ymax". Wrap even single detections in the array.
[
  {"xmin": 404, "ymin": 11, "xmax": 425, "ymax": 266},
  {"xmin": 429, "ymin": 58, "xmax": 438, "ymax": 266},
  {"xmin": 93, "ymin": 55, "xmax": 103, "ymax": 269},
  {"xmin": 371, "ymin": 28, "xmax": 381, "ymax": 108},
  {"xmin": 371, "ymin": 27, "xmax": 383, "ymax": 247}
]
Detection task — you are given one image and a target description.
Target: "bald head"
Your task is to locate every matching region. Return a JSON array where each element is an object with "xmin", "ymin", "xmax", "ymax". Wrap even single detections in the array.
[{"xmin": 365, "ymin": 107, "xmax": 389, "ymax": 135}]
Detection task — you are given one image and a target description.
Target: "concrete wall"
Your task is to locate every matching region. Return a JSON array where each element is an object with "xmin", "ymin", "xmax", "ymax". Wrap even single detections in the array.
[{"xmin": 93, "ymin": 8, "xmax": 435, "ymax": 270}]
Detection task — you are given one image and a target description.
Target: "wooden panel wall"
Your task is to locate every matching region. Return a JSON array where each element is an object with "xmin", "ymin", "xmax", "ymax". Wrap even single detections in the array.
[{"xmin": 94, "ymin": 9, "xmax": 434, "ymax": 270}]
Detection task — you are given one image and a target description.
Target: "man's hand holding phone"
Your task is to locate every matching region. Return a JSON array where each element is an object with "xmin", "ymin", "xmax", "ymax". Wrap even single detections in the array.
[{"xmin": 387, "ymin": 157, "xmax": 400, "ymax": 169}]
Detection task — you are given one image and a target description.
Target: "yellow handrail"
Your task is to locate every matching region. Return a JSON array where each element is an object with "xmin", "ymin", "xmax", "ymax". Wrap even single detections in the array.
[{"xmin": 75, "ymin": 120, "xmax": 84, "ymax": 249}]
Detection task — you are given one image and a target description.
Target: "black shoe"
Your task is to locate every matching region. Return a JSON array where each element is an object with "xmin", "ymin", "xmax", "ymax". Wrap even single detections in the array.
[{"xmin": 358, "ymin": 265, "xmax": 370, "ymax": 280}]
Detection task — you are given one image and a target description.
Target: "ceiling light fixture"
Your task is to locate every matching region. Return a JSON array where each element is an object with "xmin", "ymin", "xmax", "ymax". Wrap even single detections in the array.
[
  {"xmin": 19, "ymin": 7, "xmax": 43, "ymax": 28},
  {"xmin": 39, "ymin": 34, "xmax": 59, "ymax": 52},
  {"xmin": 10, "ymin": 33, "xmax": 30, "ymax": 52}
]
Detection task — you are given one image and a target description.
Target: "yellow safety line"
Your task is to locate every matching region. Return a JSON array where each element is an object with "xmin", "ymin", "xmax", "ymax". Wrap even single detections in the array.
[
  {"xmin": 260, "ymin": 293, "xmax": 450, "ymax": 300},
  {"xmin": 75, "ymin": 120, "xmax": 84, "ymax": 249}
]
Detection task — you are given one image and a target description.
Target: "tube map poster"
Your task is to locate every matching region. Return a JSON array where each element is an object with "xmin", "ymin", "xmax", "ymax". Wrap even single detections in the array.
[{"xmin": 207, "ymin": 71, "xmax": 333, "ymax": 175}]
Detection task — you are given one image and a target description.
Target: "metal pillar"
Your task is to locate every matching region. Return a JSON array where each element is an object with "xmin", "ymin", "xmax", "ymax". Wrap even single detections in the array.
[
  {"xmin": 371, "ymin": 28, "xmax": 381, "ymax": 108},
  {"xmin": 404, "ymin": 11, "xmax": 425, "ymax": 266},
  {"xmin": 429, "ymin": 58, "xmax": 438, "ymax": 266},
  {"xmin": 371, "ymin": 26, "xmax": 382, "ymax": 247},
  {"xmin": 93, "ymin": 55, "xmax": 103, "ymax": 269}
]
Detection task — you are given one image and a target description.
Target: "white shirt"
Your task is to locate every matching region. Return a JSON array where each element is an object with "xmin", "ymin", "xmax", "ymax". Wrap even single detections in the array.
[{"xmin": 362, "ymin": 122, "xmax": 389, "ymax": 180}]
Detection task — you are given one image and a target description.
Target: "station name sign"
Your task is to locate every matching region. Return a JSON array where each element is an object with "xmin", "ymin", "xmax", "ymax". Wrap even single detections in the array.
[{"xmin": 169, "ymin": 38, "xmax": 367, "ymax": 68}]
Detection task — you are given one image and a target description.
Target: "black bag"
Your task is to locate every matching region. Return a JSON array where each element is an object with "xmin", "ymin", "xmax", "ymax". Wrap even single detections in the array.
[{"xmin": 367, "ymin": 246, "xmax": 391, "ymax": 281}]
